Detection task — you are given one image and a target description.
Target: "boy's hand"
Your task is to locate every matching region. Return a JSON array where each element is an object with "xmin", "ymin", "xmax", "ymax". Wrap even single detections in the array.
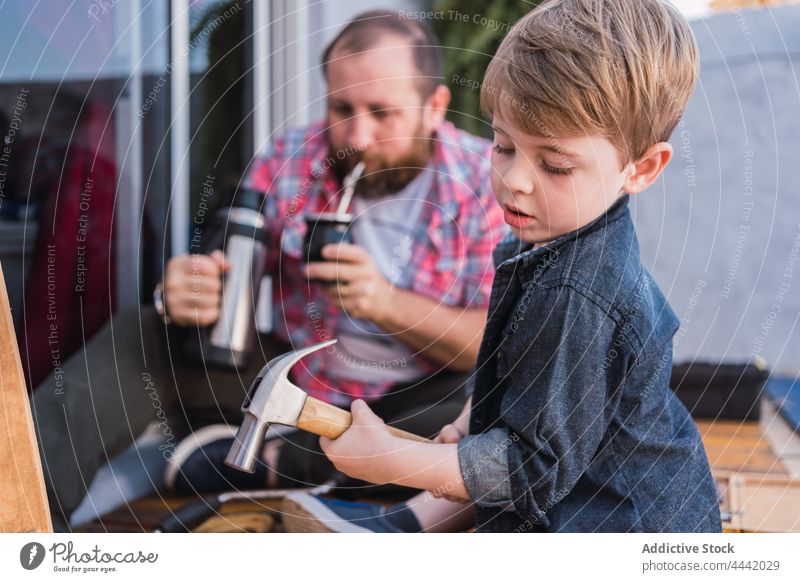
[
  {"xmin": 429, "ymin": 427, "xmax": 469, "ymax": 502},
  {"xmin": 431, "ymin": 421, "xmax": 468, "ymax": 501},
  {"xmin": 322, "ymin": 401, "xmax": 471, "ymax": 500},
  {"xmin": 319, "ymin": 400, "xmax": 400, "ymax": 484},
  {"xmin": 431, "ymin": 397, "xmax": 471, "ymax": 501}
]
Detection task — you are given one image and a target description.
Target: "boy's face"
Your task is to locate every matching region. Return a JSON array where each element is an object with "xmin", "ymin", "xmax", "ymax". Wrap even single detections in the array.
[{"xmin": 490, "ymin": 114, "xmax": 640, "ymax": 245}]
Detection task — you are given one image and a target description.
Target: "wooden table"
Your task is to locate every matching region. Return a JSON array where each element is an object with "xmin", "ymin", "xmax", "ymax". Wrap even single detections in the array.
[
  {"xmin": 697, "ymin": 419, "xmax": 788, "ymax": 476},
  {"xmin": 697, "ymin": 403, "xmax": 800, "ymax": 532}
]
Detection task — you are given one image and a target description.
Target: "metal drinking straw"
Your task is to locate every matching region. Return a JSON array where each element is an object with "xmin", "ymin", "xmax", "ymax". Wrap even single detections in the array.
[{"xmin": 336, "ymin": 161, "xmax": 365, "ymax": 216}]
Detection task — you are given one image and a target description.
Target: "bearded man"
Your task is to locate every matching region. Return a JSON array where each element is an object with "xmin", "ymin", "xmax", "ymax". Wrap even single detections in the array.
[{"xmin": 32, "ymin": 10, "xmax": 504, "ymax": 531}]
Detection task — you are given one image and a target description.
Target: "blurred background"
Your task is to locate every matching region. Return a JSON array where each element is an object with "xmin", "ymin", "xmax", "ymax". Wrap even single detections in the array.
[{"xmin": 0, "ymin": 0, "xmax": 797, "ymax": 387}]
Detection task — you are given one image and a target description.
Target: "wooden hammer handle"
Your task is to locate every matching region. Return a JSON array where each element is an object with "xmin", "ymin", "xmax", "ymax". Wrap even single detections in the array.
[{"xmin": 297, "ymin": 396, "xmax": 430, "ymax": 442}]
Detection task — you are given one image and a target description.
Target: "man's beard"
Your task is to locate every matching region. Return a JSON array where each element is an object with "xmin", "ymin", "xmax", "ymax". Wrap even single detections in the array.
[{"xmin": 326, "ymin": 124, "xmax": 434, "ymax": 199}]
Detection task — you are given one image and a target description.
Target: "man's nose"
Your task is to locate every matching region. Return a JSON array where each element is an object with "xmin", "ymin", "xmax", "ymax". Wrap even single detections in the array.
[{"xmin": 346, "ymin": 114, "xmax": 376, "ymax": 150}]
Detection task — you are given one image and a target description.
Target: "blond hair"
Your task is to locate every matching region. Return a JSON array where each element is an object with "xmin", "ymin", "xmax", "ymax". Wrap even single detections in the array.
[{"xmin": 481, "ymin": 0, "xmax": 699, "ymax": 163}]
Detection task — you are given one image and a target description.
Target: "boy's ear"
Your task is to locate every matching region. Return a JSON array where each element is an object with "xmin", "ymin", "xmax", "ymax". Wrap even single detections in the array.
[{"xmin": 623, "ymin": 142, "xmax": 673, "ymax": 194}]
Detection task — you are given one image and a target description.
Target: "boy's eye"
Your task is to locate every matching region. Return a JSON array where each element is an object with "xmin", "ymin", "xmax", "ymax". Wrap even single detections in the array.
[
  {"xmin": 541, "ymin": 161, "xmax": 574, "ymax": 176},
  {"xmin": 493, "ymin": 144, "xmax": 514, "ymax": 156}
]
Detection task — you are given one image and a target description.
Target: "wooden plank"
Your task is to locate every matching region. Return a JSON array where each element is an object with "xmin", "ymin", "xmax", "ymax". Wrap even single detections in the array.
[
  {"xmin": 715, "ymin": 471, "xmax": 800, "ymax": 532},
  {"xmin": 193, "ymin": 513, "xmax": 275, "ymax": 533},
  {"xmin": 697, "ymin": 420, "xmax": 765, "ymax": 440},
  {"xmin": 77, "ymin": 494, "xmax": 283, "ymax": 533},
  {"xmin": 760, "ymin": 397, "xmax": 800, "ymax": 478},
  {"xmin": 697, "ymin": 419, "xmax": 789, "ymax": 476},
  {"xmin": 82, "ymin": 496, "xmax": 188, "ymax": 532},
  {"xmin": 702, "ymin": 416, "xmax": 800, "ymax": 532},
  {"xmin": 0, "ymin": 262, "xmax": 52, "ymax": 532},
  {"xmin": 707, "ymin": 453, "xmax": 787, "ymax": 475}
]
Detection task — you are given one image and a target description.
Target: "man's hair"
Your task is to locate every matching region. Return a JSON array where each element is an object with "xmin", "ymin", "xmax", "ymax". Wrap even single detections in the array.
[
  {"xmin": 481, "ymin": 0, "xmax": 699, "ymax": 163},
  {"xmin": 321, "ymin": 10, "xmax": 443, "ymax": 99}
]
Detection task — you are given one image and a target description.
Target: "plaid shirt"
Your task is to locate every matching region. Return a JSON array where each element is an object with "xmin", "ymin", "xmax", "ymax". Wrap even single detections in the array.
[{"xmin": 246, "ymin": 120, "xmax": 505, "ymax": 406}]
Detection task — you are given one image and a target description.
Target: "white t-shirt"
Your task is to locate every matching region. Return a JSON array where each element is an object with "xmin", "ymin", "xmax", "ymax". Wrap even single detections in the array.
[{"xmin": 323, "ymin": 168, "xmax": 434, "ymax": 383}]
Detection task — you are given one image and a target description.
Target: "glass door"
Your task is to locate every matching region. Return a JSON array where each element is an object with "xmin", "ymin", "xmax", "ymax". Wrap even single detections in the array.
[{"xmin": 0, "ymin": 0, "xmax": 170, "ymax": 388}]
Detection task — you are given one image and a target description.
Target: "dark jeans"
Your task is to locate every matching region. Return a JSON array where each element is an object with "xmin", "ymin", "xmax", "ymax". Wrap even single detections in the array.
[{"xmin": 31, "ymin": 307, "xmax": 468, "ymax": 530}]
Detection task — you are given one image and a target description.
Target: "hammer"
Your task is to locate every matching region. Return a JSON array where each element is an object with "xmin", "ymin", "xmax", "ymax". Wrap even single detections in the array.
[{"xmin": 225, "ymin": 339, "xmax": 429, "ymax": 473}]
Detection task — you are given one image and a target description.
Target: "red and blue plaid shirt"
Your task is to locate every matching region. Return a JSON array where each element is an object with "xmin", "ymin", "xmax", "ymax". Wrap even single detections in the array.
[{"xmin": 246, "ymin": 120, "xmax": 506, "ymax": 406}]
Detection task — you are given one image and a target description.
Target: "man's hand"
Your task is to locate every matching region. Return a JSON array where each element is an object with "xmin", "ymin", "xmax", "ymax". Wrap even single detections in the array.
[
  {"xmin": 304, "ymin": 243, "xmax": 485, "ymax": 372},
  {"xmin": 303, "ymin": 243, "xmax": 392, "ymax": 322},
  {"xmin": 434, "ymin": 423, "xmax": 465, "ymax": 444},
  {"xmin": 319, "ymin": 400, "xmax": 399, "ymax": 484},
  {"xmin": 163, "ymin": 250, "xmax": 230, "ymax": 326}
]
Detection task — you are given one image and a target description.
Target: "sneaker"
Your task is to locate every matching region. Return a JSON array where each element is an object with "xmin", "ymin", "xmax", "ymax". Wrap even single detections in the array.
[
  {"xmin": 164, "ymin": 424, "xmax": 268, "ymax": 494},
  {"xmin": 282, "ymin": 492, "xmax": 412, "ymax": 533}
]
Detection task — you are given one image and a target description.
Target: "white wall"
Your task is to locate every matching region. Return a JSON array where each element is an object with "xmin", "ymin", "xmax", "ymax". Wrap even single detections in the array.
[{"xmin": 633, "ymin": 6, "xmax": 800, "ymax": 375}]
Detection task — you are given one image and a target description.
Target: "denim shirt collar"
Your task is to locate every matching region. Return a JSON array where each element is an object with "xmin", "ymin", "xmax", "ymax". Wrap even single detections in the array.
[{"xmin": 493, "ymin": 194, "xmax": 632, "ymax": 272}]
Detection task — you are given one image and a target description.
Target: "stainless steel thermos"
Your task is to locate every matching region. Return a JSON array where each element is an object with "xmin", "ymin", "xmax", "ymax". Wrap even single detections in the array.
[{"xmin": 201, "ymin": 187, "xmax": 268, "ymax": 369}]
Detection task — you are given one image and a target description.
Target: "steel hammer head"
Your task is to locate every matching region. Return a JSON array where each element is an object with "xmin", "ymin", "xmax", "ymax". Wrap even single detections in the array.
[{"xmin": 224, "ymin": 339, "xmax": 337, "ymax": 473}]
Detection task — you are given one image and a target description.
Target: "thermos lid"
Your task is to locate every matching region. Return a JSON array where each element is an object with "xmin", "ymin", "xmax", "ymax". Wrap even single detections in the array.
[
  {"xmin": 304, "ymin": 212, "xmax": 354, "ymax": 223},
  {"xmin": 232, "ymin": 187, "xmax": 264, "ymax": 211}
]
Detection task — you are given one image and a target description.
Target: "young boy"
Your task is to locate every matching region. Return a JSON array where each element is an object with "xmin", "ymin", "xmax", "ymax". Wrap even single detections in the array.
[{"xmin": 283, "ymin": 0, "xmax": 722, "ymax": 533}]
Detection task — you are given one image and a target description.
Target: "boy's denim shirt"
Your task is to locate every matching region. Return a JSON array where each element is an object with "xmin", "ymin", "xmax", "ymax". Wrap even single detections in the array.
[{"xmin": 458, "ymin": 195, "xmax": 722, "ymax": 533}]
